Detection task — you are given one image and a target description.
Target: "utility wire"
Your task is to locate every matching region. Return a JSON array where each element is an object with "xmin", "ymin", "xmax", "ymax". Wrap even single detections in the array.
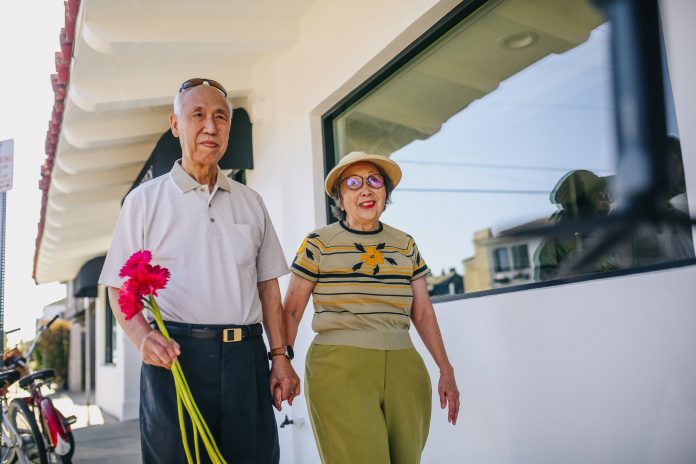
[
  {"xmin": 397, "ymin": 187, "xmax": 548, "ymax": 195},
  {"xmin": 397, "ymin": 159, "xmax": 611, "ymax": 173}
]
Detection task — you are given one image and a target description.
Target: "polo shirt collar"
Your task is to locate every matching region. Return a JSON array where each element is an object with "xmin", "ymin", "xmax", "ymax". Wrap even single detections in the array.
[{"xmin": 169, "ymin": 159, "xmax": 232, "ymax": 193}]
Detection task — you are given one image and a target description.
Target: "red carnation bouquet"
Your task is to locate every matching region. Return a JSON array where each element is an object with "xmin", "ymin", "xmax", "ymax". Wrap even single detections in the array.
[{"xmin": 118, "ymin": 250, "xmax": 227, "ymax": 464}]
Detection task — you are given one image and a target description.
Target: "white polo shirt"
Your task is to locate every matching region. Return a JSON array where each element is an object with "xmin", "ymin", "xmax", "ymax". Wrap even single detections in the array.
[{"xmin": 98, "ymin": 160, "xmax": 289, "ymax": 325}]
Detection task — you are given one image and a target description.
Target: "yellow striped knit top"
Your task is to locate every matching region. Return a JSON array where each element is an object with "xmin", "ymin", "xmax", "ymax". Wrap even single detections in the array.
[{"xmin": 290, "ymin": 221, "xmax": 430, "ymax": 350}]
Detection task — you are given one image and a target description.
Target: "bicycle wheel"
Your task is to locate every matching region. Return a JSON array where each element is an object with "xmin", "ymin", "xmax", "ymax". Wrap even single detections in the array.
[
  {"xmin": 8, "ymin": 400, "xmax": 48, "ymax": 464},
  {"xmin": 0, "ymin": 417, "xmax": 17, "ymax": 463}
]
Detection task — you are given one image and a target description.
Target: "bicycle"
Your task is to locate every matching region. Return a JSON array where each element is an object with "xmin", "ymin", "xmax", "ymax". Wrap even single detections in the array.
[
  {"xmin": 0, "ymin": 368, "xmax": 45, "ymax": 463},
  {"xmin": 2, "ymin": 316, "xmax": 76, "ymax": 463}
]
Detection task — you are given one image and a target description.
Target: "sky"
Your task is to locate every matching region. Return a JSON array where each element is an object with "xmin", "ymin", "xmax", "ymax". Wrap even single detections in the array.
[{"xmin": 0, "ymin": 2, "xmax": 67, "ymax": 346}]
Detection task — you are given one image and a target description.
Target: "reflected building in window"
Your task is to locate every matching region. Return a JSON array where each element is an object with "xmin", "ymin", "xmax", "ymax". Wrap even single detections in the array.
[
  {"xmin": 464, "ymin": 220, "xmax": 547, "ymax": 291},
  {"xmin": 427, "ymin": 268, "xmax": 464, "ymax": 297}
]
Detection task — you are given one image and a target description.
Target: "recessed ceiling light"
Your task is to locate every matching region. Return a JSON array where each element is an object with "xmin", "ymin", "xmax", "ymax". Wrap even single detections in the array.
[{"xmin": 500, "ymin": 32, "xmax": 540, "ymax": 50}]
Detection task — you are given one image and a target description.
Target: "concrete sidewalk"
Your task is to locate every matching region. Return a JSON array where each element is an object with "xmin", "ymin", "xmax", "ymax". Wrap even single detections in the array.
[
  {"xmin": 45, "ymin": 390, "xmax": 141, "ymax": 463},
  {"xmin": 72, "ymin": 420, "xmax": 141, "ymax": 463}
]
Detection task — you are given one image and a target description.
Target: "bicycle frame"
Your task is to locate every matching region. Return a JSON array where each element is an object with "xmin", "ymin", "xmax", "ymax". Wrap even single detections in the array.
[{"xmin": 21, "ymin": 386, "xmax": 73, "ymax": 457}]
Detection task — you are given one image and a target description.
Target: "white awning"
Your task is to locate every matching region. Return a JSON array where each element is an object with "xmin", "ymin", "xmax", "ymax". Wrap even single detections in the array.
[{"xmin": 35, "ymin": 0, "xmax": 316, "ymax": 284}]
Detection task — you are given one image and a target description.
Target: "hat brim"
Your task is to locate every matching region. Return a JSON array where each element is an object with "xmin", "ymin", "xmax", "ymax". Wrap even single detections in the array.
[{"xmin": 324, "ymin": 154, "xmax": 402, "ymax": 199}]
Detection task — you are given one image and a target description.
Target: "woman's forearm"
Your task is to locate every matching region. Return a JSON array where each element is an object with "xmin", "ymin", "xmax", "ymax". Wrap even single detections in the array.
[
  {"xmin": 412, "ymin": 311, "xmax": 454, "ymax": 373},
  {"xmin": 282, "ymin": 273, "xmax": 315, "ymax": 346},
  {"xmin": 284, "ymin": 311, "xmax": 302, "ymax": 346},
  {"xmin": 410, "ymin": 278, "xmax": 454, "ymax": 373}
]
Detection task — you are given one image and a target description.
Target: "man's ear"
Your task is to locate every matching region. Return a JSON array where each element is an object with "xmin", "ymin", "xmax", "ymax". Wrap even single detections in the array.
[{"xmin": 169, "ymin": 113, "xmax": 179, "ymax": 137}]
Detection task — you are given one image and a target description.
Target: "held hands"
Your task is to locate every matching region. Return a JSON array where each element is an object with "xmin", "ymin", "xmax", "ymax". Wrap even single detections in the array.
[
  {"xmin": 139, "ymin": 329, "xmax": 181, "ymax": 369},
  {"xmin": 439, "ymin": 368, "xmax": 460, "ymax": 425},
  {"xmin": 269, "ymin": 357, "xmax": 301, "ymax": 411}
]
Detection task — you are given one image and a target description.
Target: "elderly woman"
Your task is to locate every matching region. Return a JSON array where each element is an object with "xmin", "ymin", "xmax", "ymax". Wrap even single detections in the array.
[{"xmin": 283, "ymin": 151, "xmax": 459, "ymax": 464}]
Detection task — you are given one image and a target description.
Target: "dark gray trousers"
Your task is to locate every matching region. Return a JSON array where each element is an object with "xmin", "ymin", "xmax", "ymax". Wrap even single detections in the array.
[{"xmin": 139, "ymin": 324, "xmax": 280, "ymax": 464}]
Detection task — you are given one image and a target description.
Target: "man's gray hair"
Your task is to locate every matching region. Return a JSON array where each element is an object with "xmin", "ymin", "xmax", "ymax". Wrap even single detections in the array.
[
  {"xmin": 330, "ymin": 165, "xmax": 394, "ymax": 221},
  {"xmin": 173, "ymin": 87, "xmax": 234, "ymax": 118}
]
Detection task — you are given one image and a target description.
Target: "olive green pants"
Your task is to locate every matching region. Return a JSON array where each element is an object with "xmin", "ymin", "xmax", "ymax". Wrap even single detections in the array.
[{"xmin": 305, "ymin": 344, "xmax": 432, "ymax": 464}]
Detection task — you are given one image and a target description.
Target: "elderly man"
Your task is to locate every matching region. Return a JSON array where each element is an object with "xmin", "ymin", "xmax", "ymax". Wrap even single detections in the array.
[{"xmin": 99, "ymin": 78, "xmax": 300, "ymax": 463}]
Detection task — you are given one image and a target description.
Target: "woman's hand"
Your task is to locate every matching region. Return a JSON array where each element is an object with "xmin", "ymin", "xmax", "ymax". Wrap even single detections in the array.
[{"xmin": 438, "ymin": 368, "xmax": 460, "ymax": 425}]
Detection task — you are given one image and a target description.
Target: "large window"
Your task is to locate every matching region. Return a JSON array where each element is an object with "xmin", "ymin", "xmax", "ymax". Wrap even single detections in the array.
[{"xmin": 325, "ymin": 0, "xmax": 693, "ymax": 298}]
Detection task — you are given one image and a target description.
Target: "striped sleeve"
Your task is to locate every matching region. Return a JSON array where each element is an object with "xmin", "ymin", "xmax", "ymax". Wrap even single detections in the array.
[
  {"xmin": 290, "ymin": 233, "xmax": 321, "ymax": 282},
  {"xmin": 410, "ymin": 239, "xmax": 430, "ymax": 281}
]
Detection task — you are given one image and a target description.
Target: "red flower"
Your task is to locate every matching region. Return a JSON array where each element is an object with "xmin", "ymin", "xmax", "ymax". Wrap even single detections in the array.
[
  {"xmin": 117, "ymin": 250, "xmax": 170, "ymax": 320},
  {"xmin": 129, "ymin": 265, "xmax": 170, "ymax": 297},
  {"xmin": 118, "ymin": 280, "xmax": 145, "ymax": 320},
  {"xmin": 119, "ymin": 250, "xmax": 153, "ymax": 278}
]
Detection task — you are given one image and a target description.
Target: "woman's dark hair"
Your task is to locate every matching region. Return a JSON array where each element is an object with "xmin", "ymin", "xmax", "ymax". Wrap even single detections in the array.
[{"xmin": 330, "ymin": 165, "xmax": 394, "ymax": 221}]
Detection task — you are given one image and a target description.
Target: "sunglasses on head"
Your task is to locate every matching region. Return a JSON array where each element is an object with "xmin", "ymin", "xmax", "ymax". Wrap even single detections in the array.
[
  {"xmin": 341, "ymin": 174, "xmax": 385, "ymax": 190},
  {"xmin": 179, "ymin": 78, "xmax": 228, "ymax": 97}
]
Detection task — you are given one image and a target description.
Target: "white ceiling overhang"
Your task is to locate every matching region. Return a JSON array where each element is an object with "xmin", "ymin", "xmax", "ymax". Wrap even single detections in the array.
[{"xmin": 34, "ymin": 0, "xmax": 316, "ymax": 284}]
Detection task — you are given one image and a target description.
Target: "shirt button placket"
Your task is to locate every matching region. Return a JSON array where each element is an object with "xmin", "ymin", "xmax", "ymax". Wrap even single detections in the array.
[{"xmin": 204, "ymin": 188, "xmax": 214, "ymax": 225}]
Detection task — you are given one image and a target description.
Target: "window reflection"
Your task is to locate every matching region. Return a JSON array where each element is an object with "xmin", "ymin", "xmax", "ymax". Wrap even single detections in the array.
[
  {"xmin": 534, "ymin": 170, "xmax": 614, "ymax": 281},
  {"xmin": 329, "ymin": 0, "xmax": 693, "ymax": 297}
]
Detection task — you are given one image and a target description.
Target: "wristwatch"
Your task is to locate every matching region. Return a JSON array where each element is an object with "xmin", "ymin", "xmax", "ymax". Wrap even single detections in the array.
[{"xmin": 268, "ymin": 345, "xmax": 294, "ymax": 361}]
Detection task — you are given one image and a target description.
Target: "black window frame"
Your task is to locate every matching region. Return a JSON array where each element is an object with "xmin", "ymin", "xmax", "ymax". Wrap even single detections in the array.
[
  {"xmin": 104, "ymin": 294, "xmax": 116, "ymax": 365},
  {"xmin": 320, "ymin": 0, "xmax": 696, "ymax": 303}
]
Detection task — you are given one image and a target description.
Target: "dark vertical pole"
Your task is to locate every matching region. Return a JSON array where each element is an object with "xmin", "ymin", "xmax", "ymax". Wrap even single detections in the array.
[
  {"xmin": 598, "ymin": 0, "xmax": 668, "ymax": 214},
  {"xmin": 85, "ymin": 297, "xmax": 92, "ymax": 425},
  {"xmin": 0, "ymin": 191, "xmax": 6, "ymax": 358}
]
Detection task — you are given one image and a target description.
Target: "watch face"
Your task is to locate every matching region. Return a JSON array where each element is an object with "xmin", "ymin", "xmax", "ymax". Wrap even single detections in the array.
[{"xmin": 286, "ymin": 345, "xmax": 295, "ymax": 360}]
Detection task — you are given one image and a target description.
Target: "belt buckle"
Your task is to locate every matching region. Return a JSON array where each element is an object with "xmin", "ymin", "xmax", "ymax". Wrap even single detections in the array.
[{"xmin": 223, "ymin": 328, "xmax": 243, "ymax": 343}]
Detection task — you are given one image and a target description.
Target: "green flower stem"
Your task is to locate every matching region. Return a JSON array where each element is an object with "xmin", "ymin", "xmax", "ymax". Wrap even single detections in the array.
[
  {"xmin": 150, "ymin": 296, "xmax": 223, "ymax": 461},
  {"xmin": 172, "ymin": 362, "xmax": 225, "ymax": 463},
  {"xmin": 194, "ymin": 418, "xmax": 200, "ymax": 464},
  {"xmin": 177, "ymin": 387, "xmax": 194, "ymax": 464},
  {"xmin": 172, "ymin": 362, "xmax": 225, "ymax": 460},
  {"xmin": 148, "ymin": 295, "xmax": 227, "ymax": 464},
  {"xmin": 177, "ymin": 377, "xmax": 222, "ymax": 464},
  {"xmin": 175, "ymin": 378, "xmax": 204, "ymax": 464}
]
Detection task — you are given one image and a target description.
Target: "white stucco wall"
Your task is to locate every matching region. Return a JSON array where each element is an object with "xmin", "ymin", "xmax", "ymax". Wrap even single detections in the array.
[
  {"xmin": 95, "ymin": 285, "xmax": 140, "ymax": 421},
  {"xmin": 417, "ymin": 265, "xmax": 696, "ymax": 463}
]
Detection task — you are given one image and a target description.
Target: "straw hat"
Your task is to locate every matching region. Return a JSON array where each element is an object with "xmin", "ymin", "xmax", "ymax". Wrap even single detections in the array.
[
  {"xmin": 551, "ymin": 170, "xmax": 607, "ymax": 206},
  {"xmin": 324, "ymin": 151, "xmax": 402, "ymax": 199}
]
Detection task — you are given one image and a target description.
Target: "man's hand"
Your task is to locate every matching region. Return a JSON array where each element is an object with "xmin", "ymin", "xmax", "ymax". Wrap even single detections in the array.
[
  {"xmin": 269, "ymin": 356, "xmax": 301, "ymax": 411},
  {"xmin": 139, "ymin": 329, "xmax": 181, "ymax": 369}
]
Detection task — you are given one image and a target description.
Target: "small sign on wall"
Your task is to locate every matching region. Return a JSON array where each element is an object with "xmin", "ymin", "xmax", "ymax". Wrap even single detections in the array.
[{"xmin": 0, "ymin": 139, "xmax": 14, "ymax": 193}]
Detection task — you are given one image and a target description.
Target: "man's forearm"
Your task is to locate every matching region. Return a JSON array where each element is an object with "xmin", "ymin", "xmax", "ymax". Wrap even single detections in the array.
[
  {"xmin": 107, "ymin": 286, "xmax": 153, "ymax": 349},
  {"xmin": 257, "ymin": 279, "xmax": 287, "ymax": 350}
]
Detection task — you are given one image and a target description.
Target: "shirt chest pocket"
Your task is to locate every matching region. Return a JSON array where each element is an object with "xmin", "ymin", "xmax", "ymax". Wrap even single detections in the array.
[{"xmin": 229, "ymin": 224, "xmax": 258, "ymax": 269}]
